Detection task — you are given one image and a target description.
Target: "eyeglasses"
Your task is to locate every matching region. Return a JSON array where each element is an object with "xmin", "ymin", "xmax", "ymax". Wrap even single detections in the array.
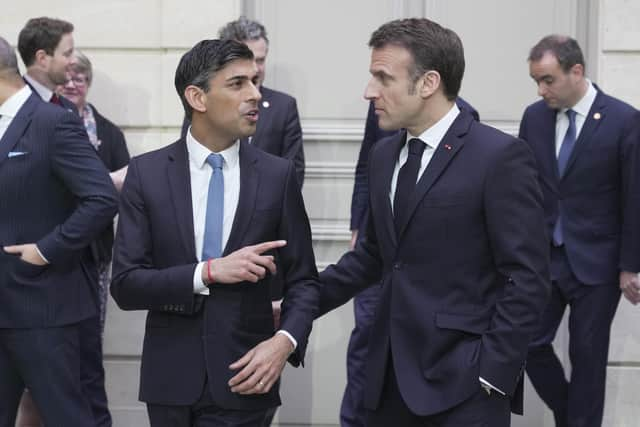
[{"xmin": 66, "ymin": 76, "xmax": 88, "ymax": 86}]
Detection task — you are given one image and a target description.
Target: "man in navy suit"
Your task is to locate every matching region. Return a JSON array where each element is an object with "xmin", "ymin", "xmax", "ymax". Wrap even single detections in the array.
[
  {"xmin": 342, "ymin": 98, "xmax": 480, "ymax": 427},
  {"xmin": 519, "ymin": 35, "xmax": 640, "ymax": 427},
  {"xmin": 111, "ymin": 39, "xmax": 320, "ymax": 427},
  {"xmin": 0, "ymin": 36, "xmax": 118, "ymax": 426},
  {"xmin": 317, "ymin": 18, "xmax": 550, "ymax": 426},
  {"xmin": 17, "ymin": 17, "xmax": 114, "ymax": 426}
]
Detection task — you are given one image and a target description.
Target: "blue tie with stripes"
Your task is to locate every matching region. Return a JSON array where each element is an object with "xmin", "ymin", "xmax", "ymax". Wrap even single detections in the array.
[{"xmin": 202, "ymin": 153, "xmax": 224, "ymax": 260}]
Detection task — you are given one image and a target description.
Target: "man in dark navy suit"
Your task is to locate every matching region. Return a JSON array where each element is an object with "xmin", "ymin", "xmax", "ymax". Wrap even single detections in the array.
[
  {"xmin": 0, "ymin": 36, "xmax": 118, "ymax": 426},
  {"xmin": 317, "ymin": 19, "xmax": 550, "ymax": 427},
  {"xmin": 519, "ymin": 35, "xmax": 640, "ymax": 427},
  {"xmin": 17, "ymin": 17, "xmax": 114, "ymax": 427},
  {"xmin": 111, "ymin": 39, "xmax": 320, "ymax": 427},
  {"xmin": 342, "ymin": 98, "xmax": 480, "ymax": 427}
]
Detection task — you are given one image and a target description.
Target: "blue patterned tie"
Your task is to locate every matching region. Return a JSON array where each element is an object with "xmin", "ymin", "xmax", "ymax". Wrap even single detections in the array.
[
  {"xmin": 202, "ymin": 153, "xmax": 224, "ymax": 260},
  {"xmin": 552, "ymin": 109, "xmax": 577, "ymax": 245}
]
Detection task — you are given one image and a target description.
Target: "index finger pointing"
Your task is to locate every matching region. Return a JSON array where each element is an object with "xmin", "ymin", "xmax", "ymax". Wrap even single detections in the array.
[{"xmin": 250, "ymin": 240, "xmax": 287, "ymax": 255}]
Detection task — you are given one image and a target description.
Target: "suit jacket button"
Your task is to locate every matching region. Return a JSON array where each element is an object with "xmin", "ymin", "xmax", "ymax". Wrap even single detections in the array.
[{"xmin": 394, "ymin": 262, "xmax": 402, "ymax": 270}]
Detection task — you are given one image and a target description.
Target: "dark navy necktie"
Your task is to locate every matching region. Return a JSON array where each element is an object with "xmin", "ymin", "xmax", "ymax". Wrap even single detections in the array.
[
  {"xmin": 393, "ymin": 138, "xmax": 426, "ymax": 233},
  {"xmin": 552, "ymin": 109, "xmax": 577, "ymax": 245},
  {"xmin": 202, "ymin": 153, "xmax": 224, "ymax": 260},
  {"xmin": 557, "ymin": 109, "xmax": 577, "ymax": 177}
]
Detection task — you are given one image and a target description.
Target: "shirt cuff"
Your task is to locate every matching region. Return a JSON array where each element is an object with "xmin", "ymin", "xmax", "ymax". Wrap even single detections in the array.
[
  {"xmin": 479, "ymin": 377, "xmax": 506, "ymax": 395},
  {"xmin": 193, "ymin": 262, "xmax": 209, "ymax": 295},
  {"xmin": 35, "ymin": 245, "xmax": 49, "ymax": 264},
  {"xmin": 276, "ymin": 330, "xmax": 297, "ymax": 351}
]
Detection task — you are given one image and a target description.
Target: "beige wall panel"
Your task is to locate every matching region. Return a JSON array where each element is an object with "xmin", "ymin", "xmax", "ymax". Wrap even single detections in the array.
[
  {"xmin": 104, "ymin": 360, "xmax": 149, "ymax": 427},
  {"xmin": 602, "ymin": 367, "xmax": 640, "ymax": 427},
  {"xmin": 160, "ymin": 0, "xmax": 242, "ymax": 48},
  {"xmin": 275, "ymin": 302, "xmax": 354, "ymax": 425},
  {"xmin": 256, "ymin": 0, "xmax": 400, "ymax": 121},
  {"xmin": 104, "ymin": 299, "xmax": 145, "ymax": 356},
  {"xmin": 80, "ymin": 51, "xmax": 164, "ymax": 127},
  {"xmin": 423, "ymin": 0, "xmax": 578, "ymax": 122},
  {"xmin": 599, "ymin": 53, "xmax": 640, "ymax": 107},
  {"xmin": 609, "ymin": 302, "xmax": 640, "ymax": 361},
  {"xmin": 123, "ymin": 130, "xmax": 178, "ymax": 158},
  {"xmin": 302, "ymin": 176, "xmax": 353, "ymax": 222},
  {"xmin": 161, "ymin": 51, "xmax": 189, "ymax": 126},
  {"xmin": 1, "ymin": 0, "xmax": 240, "ymax": 49},
  {"xmin": 0, "ymin": 1, "xmax": 161, "ymax": 48},
  {"xmin": 601, "ymin": 0, "xmax": 640, "ymax": 51}
]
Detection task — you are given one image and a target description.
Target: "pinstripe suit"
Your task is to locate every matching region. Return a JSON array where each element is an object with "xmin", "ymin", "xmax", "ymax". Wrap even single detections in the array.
[{"xmin": 0, "ymin": 89, "xmax": 117, "ymax": 426}]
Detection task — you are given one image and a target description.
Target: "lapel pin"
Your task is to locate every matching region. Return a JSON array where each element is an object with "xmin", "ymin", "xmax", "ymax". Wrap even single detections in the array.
[
  {"xmin": 593, "ymin": 112, "xmax": 601, "ymax": 120},
  {"xmin": 262, "ymin": 101, "xmax": 270, "ymax": 108},
  {"xmin": 444, "ymin": 144, "xmax": 452, "ymax": 150}
]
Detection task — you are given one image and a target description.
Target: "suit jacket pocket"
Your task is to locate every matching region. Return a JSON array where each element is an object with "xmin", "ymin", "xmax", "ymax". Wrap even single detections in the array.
[{"xmin": 13, "ymin": 257, "xmax": 49, "ymax": 279}]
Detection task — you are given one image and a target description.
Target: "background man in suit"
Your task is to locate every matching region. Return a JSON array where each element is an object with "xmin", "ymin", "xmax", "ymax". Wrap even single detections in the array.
[
  {"xmin": 317, "ymin": 18, "xmax": 550, "ymax": 426},
  {"xmin": 18, "ymin": 17, "xmax": 76, "ymax": 112},
  {"xmin": 519, "ymin": 35, "xmax": 640, "ymax": 427},
  {"xmin": 111, "ymin": 39, "xmax": 320, "ymax": 427},
  {"xmin": 342, "ymin": 98, "xmax": 480, "ymax": 427},
  {"xmin": 17, "ymin": 17, "xmax": 114, "ymax": 427},
  {"xmin": 0, "ymin": 36, "xmax": 118, "ymax": 426}
]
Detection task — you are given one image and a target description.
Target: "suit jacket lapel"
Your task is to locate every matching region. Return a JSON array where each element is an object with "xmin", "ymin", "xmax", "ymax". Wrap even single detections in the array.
[
  {"xmin": 537, "ymin": 106, "xmax": 560, "ymax": 192},
  {"xmin": 166, "ymin": 141, "xmax": 197, "ymax": 261},
  {"xmin": 223, "ymin": 140, "xmax": 259, "ymax": 255},
  {"xmin": 396, "ymin": 113, "xmax": 469, "ymax": 238},
  {"xmin": 561, "ymin": 90, "xmax": 605, "ymax": 180},
  {"xmin": 373, "ymin": 131, "xmax": 404, "ymax": 249},
  {"xmin": 0, "ymin": 93, "xmax": 39, "ymax": 167}
]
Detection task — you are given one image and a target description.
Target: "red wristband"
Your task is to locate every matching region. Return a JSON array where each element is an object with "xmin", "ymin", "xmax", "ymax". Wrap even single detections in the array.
[{"xmin": 206, "ymin": 259, "xmax": 214, "ymax": 284}]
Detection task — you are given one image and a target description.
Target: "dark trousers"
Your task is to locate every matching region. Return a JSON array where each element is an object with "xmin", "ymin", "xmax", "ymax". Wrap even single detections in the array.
[
  {"xmin": 526, "ymin": 247, "xmax": 620, "ymax": 427},
  {"xmin": 0, "ymin": 325, "xmax": 94, "ymax": 426},
  {"xmin": 340, "ymin": 285, "xmax": 381, "ymax": 427},
  {"xmin": 147, "ymin": 379, "xmax": 270, "ymax": 427},
  {"xmin": 79, "ymin": 314, "xmax": 112, "ymax": 426},
  {"xmin": 367, "ymin": 354, "xmax": 511, "ymax": 427}
]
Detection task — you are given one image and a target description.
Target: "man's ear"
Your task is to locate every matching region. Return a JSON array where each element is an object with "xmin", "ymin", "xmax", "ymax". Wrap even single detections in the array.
[
  {"xmin": 418, "ymin": 70, "xmax": 441, "ymax": 98},
  {"xmin": 33, "ymin": 49, "xmax": 49, "ymax": 67},
  {"xmin": 184, "ymin": 85, "xmax": 207, "ymax": 114}
]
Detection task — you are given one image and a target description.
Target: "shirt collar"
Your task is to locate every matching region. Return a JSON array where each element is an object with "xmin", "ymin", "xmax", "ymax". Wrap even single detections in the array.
[
  {"xmin": 0, "ymin": 85, "xmax": 33, "ymax": 119},
  {"xmin": 24, "ymin": 73, "xmax": 53, "ymax": 102},
  {"xmin": 406, "ymin": 103, "xmax": 460, "ymax": 149},
  {"xmin": 562, "ymin": 79, "xmax": 596, "ymax": 118},
  {"xmin": 186, "ymin": 126, "xmax": 240, "ymax": 170}
]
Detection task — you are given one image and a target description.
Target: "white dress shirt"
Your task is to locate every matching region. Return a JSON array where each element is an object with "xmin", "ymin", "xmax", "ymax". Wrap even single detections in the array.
[
  {"xmin": 389, "ymin": 103, "xmax": 460, "ymax": 208},
  {"xmin": 0, "ymin": 85, "xmax": 32, "ymax": 141},
  {"xmin": 186, "ymin": 129, "xmax": 296, "ymax": 348},
  {"xmin": 555, "ymin": 80, "xmax": 597, "ymax": 156},
  {"xmin": 24, "ymin": 74, "xmax": 53, "ymax": 102},
  {"xmin": 187, "ymin": 129, "xmax": 240, "ymax": 295}
]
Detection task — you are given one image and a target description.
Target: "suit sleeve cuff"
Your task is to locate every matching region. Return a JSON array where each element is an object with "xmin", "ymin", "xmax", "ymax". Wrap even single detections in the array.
[
  {"xmin": 193, "ymin": 262, "xmax": 209, "ymax": 295},
  {"xmin": 480, "ymin": 377, "xmax": 506, "ymax": 395},
  {"xmin": 276, "ymin": 330, "xmax": 297, "ymax": 351},
  {"xmin": 35, "ymin": 245, "xmax": 50, "ymax": 264}
]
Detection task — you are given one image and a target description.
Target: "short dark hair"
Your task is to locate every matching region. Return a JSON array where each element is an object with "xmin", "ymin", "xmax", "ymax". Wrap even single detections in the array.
[
  {"xmin": 369, "ymin": 18, "xmax": 465, "ymax": 100},
  {"xmin": 174, "ymin": 39, "xmax": 254, "ymax": 120},
  {"xmin": 218, "ymin": 16, "xmax": 269, "ymax": 44},
  {"xmin": 528, "ymin": 35, "xmax": 585, "ymax": 73},
  {"xmin": 18, "ymin": 17, "xmax": 74, "ymax": 67}
]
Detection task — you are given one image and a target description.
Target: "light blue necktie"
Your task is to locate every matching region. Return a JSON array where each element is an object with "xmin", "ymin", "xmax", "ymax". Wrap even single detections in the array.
[
  {"xmin": 552, "ymin": 109, "xmax": 577, "ymax": 246},
  {"xmin": 202, "ymin": 153, "xmax": 224, "ymax": 260}
]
